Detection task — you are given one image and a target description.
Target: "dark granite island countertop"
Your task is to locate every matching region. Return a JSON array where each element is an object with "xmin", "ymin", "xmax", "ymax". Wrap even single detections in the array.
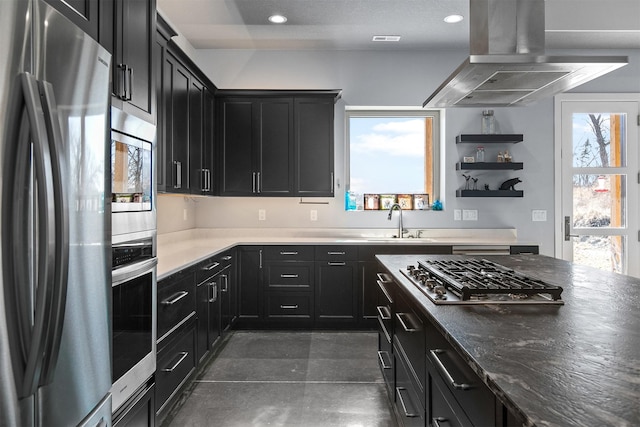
[{"xmin": 375, "ymin": 254, "xmax": 640, "ymax": 427}]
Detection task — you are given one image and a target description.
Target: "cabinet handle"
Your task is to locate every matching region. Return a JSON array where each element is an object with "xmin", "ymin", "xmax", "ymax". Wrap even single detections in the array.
[
  {"xmin": 396, "ymin": 312, "xmax": 421, "ymax": 332},
  {"xmin": 280, "ymin": 274, "xmax": 299, "ymax": 278},
  {"xmin": 221, "ymin": 274, "xmax": 228, "ymax": 292},
  {"xmin": 279, "ymin": 251, "xmax": 298, "ymax": 256},
  {"xmin": 327, "ymin": 261, "xmax": 346, "ymax": 266},
  {"xmin": 126, "ymin": 66, "xmax": 133, "ymax": 101},
  {"xmin": 377, "ymin": 351, "xmax": 391, "ymax": 370},
  {"xmin": 330, "ymin": 172, "xmax": 334, "ymax": 193},
  {"xmin": 202, "ymin": 262, "xmax": 220, "ymax": 271},
  {"xmin": 396, "ymin": 387, "xmax": 419, "ymax": 418},
  {"xmin": 161, "ymin": 291, "xmax": 188, "ymax": 306},
  {"xmin": 161, "ymin": 352, "xmax": 189, "ymax": 372},
  {"xmin": 174, "ymin": 161, "xmax": 182, "ymax": 189},
  {"xmin": 376, "ymin": 280, "xmax": 393, "ymax": 304},
  {"xmin": 376, "ymin": 305, "xmax": 391, "ymax": 320},
  {"xmin": 327, "ymin": 251, "xmax": 345, "ymax": 255},
  {"xmin": 117, "ymin": 64, "xmax": 127, "ymax": 99},
  {"xmin": 429, "ymin": 349, "xmax": 473, "ymax": 390},
  {"xmin": 208, "ymin": 282, "xmax": 217, "ymax": 303},
  {"xmin": 221, "ymin": 255, "xmax": 232, "ymax": 261},
  {"xmin": 432, "ymin": 417, "xmax": 452, "ymax": 427},
  {"xmin": 257, "ymin": 172, "xmax": 261, "ymax": 193},
  {"xmin": 252, "ymin": 172, "xmax": 256, "ymax": 193},
  {"xmin": 259, "ymin": 249, "xmax": 263, "ymax": 269},
  {"xmin": 206, "ymin": 169, "xmax": 211, "ymax": 192},
  {"xmin": 280, "ymin": 305, "xmax": 299, "ymax": 309},
  {"xmin": 201, "ymin": 169, "xmax": 207, "ymax": 192}
]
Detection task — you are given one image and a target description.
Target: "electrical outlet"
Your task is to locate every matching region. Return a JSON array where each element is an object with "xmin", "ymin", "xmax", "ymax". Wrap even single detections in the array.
[
  {"xmin": 310, "ymin": 210, "xmax": 318, "ymax": 221},
  {"xmin": 454, "ymin": 209, "xmax": 462, "ymax": 221},
  {"xmin": 463, "ymin": 209, "xmax": 478, "ymax": 221},
  {"xmin": 258, "ymin": 209, "xmax": 266, "ymax": 221},
  {"xmin": 532, "ymin": 210, "xmax": 547, "ymax": 221}
]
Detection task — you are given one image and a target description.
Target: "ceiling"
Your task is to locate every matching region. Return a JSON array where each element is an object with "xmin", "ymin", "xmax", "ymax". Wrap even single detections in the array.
[{"xmin": 157, "ymin": 0, "xmax": 640, "ymax": 52}]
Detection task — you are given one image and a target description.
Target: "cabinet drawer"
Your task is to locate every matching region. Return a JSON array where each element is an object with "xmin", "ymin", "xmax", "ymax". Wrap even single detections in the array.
[
  {"xmin": 394, "ymin": 352, "xmax": 425, "ymax": 427},
  {"xmin": 266, "ymin": 263, "xmax": 312, "ymax": 289},
  {"xmin": 266, "ymin": 293, "xmax": 312, "ymax": 318},
  {"xmin": 156, "ymin": 321, "xmax": 196, "ymax": 412},
  {"xmin": 157, "ymin": 271, "xmax": 196, "ymax": 341},
  {"xmin": 393, "ymin": 291, "xmax": 425, "ymax": 394},
  {"xmin": 427, "ymin": 345, "xmax": 496, "ymax": 426},
  {"xmin": 263, "ymin": 245, "xmax": 314, "ymax": 261},
  {"xmin": 430, "ymin": 373, "xmax": 473, "ymax": 427},
  {"xmin": 377, "ymin": 333, "xmax": 393, "ymax": 396},
  {"xmin": 315, "ymin": 246, "xmax": 357, "ymax": 261}
]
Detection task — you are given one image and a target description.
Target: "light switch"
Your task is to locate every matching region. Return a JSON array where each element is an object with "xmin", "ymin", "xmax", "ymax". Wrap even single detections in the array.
[
  {"xmin": 463, "ymin": 209, "xmax": 478, "ymax": 221},
  {"xmin": 258, "ymin": 209, "xmax": 266, "ymax": 221},
  {"xmin": 454, "ymin": 209, "xmax": 462, "ymax": 221}
]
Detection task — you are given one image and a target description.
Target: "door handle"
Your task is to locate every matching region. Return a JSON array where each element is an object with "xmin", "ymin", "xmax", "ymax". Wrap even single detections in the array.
[
  {"xmin": 564, "ymin": 216, "xmax": 578, "ymax": 241},
  {"xmin": 174, "ymin": 161, "xmax": 182, "ymax": 189}
]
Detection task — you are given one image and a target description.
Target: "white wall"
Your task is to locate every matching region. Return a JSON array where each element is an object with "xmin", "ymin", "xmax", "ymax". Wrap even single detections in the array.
[{"xmin": 158, "ymin": 47, "xmax": 640, "ymax": 256}]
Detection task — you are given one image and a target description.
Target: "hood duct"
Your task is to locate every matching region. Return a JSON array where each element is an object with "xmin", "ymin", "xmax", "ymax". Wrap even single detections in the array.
[{"xmin": 423, "ymin": 0, "xmax": 628, "ymax": 107}]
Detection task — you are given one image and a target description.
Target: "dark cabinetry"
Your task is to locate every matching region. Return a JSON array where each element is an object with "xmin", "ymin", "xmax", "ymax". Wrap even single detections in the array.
[
  {"xmin": 217, "ymin": 91, "xmax": 340, "ymax": 197},
  {"xmin": 156, "ymin": 16, "xmax": 217, "ymax": 194},
  {"xmin": 108, "ymin": 0, "xmax": 156, "ymax": 123},
  {"xmin": 113, "ymin": 381, "xmax": 155, "ymax": 427},
  {"xmin": 236, "ymin": 246, "xmax": 263, "ymax": 326},
  {"xmin": 45, "ymin": 0, "xmax": 101, "ymax": 41},
  {"xmin": 315, "ymin": 246, "xmax": 358, "ymax": 326}
]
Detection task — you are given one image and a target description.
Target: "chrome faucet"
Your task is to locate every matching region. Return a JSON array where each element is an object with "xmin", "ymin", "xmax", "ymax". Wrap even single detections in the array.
[{"xmin": 387, "ymin": 203, "xmax": 404, "ymax": 238}]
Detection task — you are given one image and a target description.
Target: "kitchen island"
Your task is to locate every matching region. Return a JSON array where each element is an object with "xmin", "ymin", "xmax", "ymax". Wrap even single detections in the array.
[{"xmin": 376, "ymin": 254, "xmax": 640, "ymax": 427}]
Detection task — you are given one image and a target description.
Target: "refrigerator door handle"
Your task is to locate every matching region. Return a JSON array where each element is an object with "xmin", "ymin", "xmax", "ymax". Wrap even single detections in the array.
[
  {"xmin": 17, "ymin": 73, "xmax": 57, "ymax": 397},
  {"xmin": 37, "ymin": 79, "xmax": 70, "ymax": 386}
]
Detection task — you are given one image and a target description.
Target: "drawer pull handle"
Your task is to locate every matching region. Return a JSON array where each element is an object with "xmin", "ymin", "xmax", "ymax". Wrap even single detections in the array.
[
  {"xmin": 328, "ymin": 261, "xmax": 345, "ymax": 266},
  {"xmin": 280, "ymin": 274, "xmax": 299, "ymax": 278},
  {"xmin": 280, "ymin": 305, "xmax": 299, "ymax": 309},
  {"xmin": 396, "ymin": 312, "xmax": 421, "ymax": 332},
  {"xmin": 376, "ymin": 280, "xmax": 393, "ymax": 304},
  {"xmin": 161, "ymin": 291, "xmax": 188, "ymax": 306},
  {"xmin": 202, "ymin": 262, "xmax": 220, "ymax": 271},
  {"xmin": 377, "ymin": 351, "xmax": 391, "ymax": 370},
  {"xmin": 432, "ymin": 417, "xmax": 451, "ymax": 427},
  {"xmin": 396, "ymin": 387, "xmax": 419, "ymax": 418},
  {"xmin": 376, "ymin": 305, "xmax": 391, "ymax": 320},
  {"xmin": 429, "ymin": 349, "xmax": 473, "ymax": 390},
  {"xmin": 279, "ymin": 251, "xmax": 299, "ymax": 255},
  {"xmin": 221, "ymin": 255, "xmax": 233, "ymax": 261},
  {"xmin": 327, "ymin": 251, "xmax": 346, "ymax": 255},
  {"xmin": 162, "ymin": 351, "xmax": 189, "ymax": 372},
  {"xmin": 208, "ymin": 283, "xmax": 217, "ymax": 303},
  {"xmin": 376, "ymin": 273, "xmax": 393, "ymax": 283}
]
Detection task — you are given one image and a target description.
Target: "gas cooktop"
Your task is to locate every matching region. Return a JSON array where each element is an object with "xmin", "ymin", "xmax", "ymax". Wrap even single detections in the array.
[{"xmin": 400, "ymin": 258, "xmax": 564, "ymax": 305}]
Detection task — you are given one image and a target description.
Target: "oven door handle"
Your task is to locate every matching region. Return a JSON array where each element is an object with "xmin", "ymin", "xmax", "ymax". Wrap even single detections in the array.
[{"xmin": 112, "ymin": 257, "xmax": 158, "ymax": 286}]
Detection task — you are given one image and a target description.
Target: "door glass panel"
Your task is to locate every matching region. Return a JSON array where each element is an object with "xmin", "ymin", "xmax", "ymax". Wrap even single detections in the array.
[
  {"xmin": 573, "ymin": 174, "xmax": 626, "ymax": 229},
  {"xmin": 572, "ymin": 113, "xmax": 626, "ymax": 168},
  {"xmin": 572, "ymin": 235, "xmax": 625, "ymax": 275}
]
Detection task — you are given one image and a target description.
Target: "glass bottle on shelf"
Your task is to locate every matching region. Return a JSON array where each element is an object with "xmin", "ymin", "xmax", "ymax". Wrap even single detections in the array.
[
  {"xmin": 481, "ymin": 110, "xmax": 495, "ymax": 134},
  {"xmin": 476, "ymin": 146, "xmax": 485, "ymax": 162}
]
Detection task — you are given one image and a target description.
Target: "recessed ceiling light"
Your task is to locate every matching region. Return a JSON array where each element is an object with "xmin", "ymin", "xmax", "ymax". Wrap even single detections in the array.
[
  {"xmin": 372, "ymin": 35, "xmax": 401, "ymax": 42},
  {"xmin": 444, "ymin": 14, "xmax": 464, "ymax": 24},
  {"xmin": 268, "ymin": 14, "xmax": 287, "ymax": 24}
]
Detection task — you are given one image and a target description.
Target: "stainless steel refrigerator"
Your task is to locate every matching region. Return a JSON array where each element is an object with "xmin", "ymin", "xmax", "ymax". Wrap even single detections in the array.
[{"xmin": 0, "ymin": 0, "xmax": 112, "ymax": 426}]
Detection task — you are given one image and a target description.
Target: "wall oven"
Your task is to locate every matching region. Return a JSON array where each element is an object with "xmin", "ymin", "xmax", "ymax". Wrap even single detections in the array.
[
  {"xmin": 111, "ymin": 231, "xmax": 157, "ymax": 413},
  {"xmin": 111, "ymin": 107, "xmax": 156, "ymax": 238}
]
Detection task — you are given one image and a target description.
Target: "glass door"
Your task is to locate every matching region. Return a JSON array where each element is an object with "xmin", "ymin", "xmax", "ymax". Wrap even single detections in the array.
[{"xmin": 557, "ymin": 96, "xmax": 639, "ymax": 277}]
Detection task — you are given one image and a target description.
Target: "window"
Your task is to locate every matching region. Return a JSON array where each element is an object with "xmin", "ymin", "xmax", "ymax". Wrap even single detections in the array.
[{"xmin": 345, "ymin": 108, "xmax": 441, "ymax": 210}]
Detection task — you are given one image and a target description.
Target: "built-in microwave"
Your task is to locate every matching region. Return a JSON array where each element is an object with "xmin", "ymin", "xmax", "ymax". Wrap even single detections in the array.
[{"xmin": 111, "ymin": 107, "xmax": 156, "ymax": 237}]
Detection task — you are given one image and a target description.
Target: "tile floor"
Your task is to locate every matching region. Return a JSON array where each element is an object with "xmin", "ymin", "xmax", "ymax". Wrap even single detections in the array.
[{"xmin": 163, "ymin": 331, "xmax": 397, "ymax": 427}]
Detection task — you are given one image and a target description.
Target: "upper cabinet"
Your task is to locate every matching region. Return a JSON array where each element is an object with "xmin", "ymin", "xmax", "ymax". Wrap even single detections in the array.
[
  {"xmin": 45, "ymin": 0, "xmax": 101, "ymax": 40},
  {"xmin": 217, "ymin": 90, "xmax": 340, "ymax": 197},
  {"xmin": 107, "ymin": 0, "xmax": 156, "ymax": 124}
]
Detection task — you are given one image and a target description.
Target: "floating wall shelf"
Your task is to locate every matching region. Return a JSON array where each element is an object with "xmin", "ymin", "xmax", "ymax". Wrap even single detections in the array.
[
  {"xmin": 456, "ymin": 134, "xmax": 524, "ymax": 144},
  {"xmin": 457, "ymin": 162, "xmax": 523, "ymax": 171},
  {"xmin": 457, "ymin": 190, "xmax": 524, "ymax": 198}
]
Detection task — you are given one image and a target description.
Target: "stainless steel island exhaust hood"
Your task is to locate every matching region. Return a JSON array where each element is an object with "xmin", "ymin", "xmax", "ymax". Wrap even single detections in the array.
[{"xmin": 423, "ymin": 0, "xmax": 628, "ymax": 108}]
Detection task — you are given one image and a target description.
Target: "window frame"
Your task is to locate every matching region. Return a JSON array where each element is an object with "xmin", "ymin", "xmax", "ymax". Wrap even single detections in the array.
[{"xmin": 345, "ymin": 106, "xmax": 442, "ymax": 205}]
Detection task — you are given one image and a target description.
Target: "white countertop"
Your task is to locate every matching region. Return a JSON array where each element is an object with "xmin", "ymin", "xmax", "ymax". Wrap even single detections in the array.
[{"xmin": 156, "ymin": 227, "xmax": 525, "ymax": 280}]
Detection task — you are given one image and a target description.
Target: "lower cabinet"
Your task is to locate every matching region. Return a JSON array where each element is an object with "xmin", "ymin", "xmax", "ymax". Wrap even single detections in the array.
[
  {"xmin": 395, "ymin": 353, "xmax": 426, "ymax": 427},
  {"xmin": 236, "ymin": 246, "xmax": 263, "ymax": 327},
  {"xmin": 315, "ymin": 246, "xmax": 358, "ymax": 327},
  {"xmin": 113, "ymin": 381, "xmax": 155, "ymax": 427}
]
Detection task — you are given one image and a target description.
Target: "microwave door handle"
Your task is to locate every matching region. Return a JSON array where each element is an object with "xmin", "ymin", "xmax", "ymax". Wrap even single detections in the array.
[
  {"xmin": 37, "ymin": 79, "xmax": 70, "ymax": 386},
  {"xmin": 17, "ymin": 73, "xmax": 57, "ymax": 397}
]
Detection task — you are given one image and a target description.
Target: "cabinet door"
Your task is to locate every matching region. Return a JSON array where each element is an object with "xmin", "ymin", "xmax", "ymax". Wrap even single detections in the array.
[
  {"xmin": 155, "ymin": 31, "xmax": 168, "ymax": 192},
  {"xmin": 237, "ymin": 247, "xmax": 263, "ymax": 321},
  {"xmin": 166, "ymin": 54, "xmax": 190, "ymax": 192},
  {"xmin": 196, "ymin": 279, "xmax": 219, "ymax": 364},
  {"xmin": 45, "ymin": 0, "xmax": 100, "ymax": 40},
  {"xmin": 119, "ymin": 0, "xmax": 155, "ymax": 122},
  {"xmin": 295, "ymin": 97, "xmax": 335, "ymax": 196},
  {"xmin": 315, "ymin": 261, "xmax": 358, "ymax": 323},
  {"xmin": 257, "ymin": 98, "xmax": 294, "ymax": 195},
  {"xmin": 219, "ymin": 99, "xmax": 255, "ymax": 195},
  {"xmin": 201, "ymin": 89, "xmax": 216, "ymax": 195},
  {"xmin": 189, "ymin": 79, "xmax": 204, "ymax": 194}
]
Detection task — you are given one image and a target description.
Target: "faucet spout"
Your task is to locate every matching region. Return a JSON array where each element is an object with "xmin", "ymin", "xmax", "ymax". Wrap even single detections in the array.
[{"xmin": 387, "ymin": 203, "xmax": 404, "ymax": 238}]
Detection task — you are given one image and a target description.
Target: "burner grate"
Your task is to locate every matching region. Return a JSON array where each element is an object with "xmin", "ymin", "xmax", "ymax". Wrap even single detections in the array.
[{"xmin": 418, "ymin": 259, "xmax": 563, "ymax": 301}]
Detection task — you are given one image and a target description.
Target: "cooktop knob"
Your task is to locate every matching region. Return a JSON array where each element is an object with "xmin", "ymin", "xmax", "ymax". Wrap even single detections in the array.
[{"xmin": 434, "ymin": 285, "xmax": 447, "ymax": 300}]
